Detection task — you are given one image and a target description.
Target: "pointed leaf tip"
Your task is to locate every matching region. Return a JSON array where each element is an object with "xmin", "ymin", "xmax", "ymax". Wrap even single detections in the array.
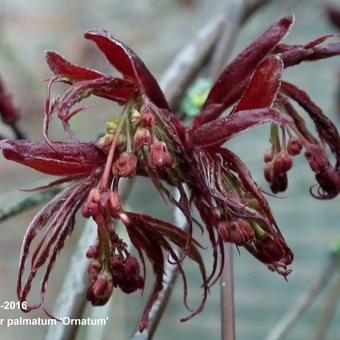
[
  {"xmin": 191, "ymin": 14, "xmax": 295, "ymax": 131},
  {"xmin": 234, "ymin": 55, "xmax": 284, "ymax": 112},
  {"xmin": 84, "ymin": 29, "xmax": 135, "ymax": 79},
  {"xmin": 45, "ymin": 50, "xmax": 104, "ymax": 81},
  {"xmin": 84, "ymin": 29, "xmax": 170, "ymax": 110}
]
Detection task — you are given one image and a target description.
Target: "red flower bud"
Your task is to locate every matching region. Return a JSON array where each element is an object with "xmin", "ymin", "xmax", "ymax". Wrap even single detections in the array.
[
  {"xmin": 256, "ymin": 236, "xmax": 287, "ymax": 263},
  {"xmin": 140, "ymin": 111, "xmax": 155, "ymax": 127},
  {"xmin": 87, "ymin": 274, "xmax": 113, "ymax": 306},
  {"xmin": 120, "ymin": 275, "xmax": 144, "ymax": 294},
  {"xmin": 264, "ymin": 164, "xmax": 273, "ymax": 182},
  {"xmin": 112, "ymin": 152, "xmax": 137, "ymax": 178},
  {"xmin": 133, "ymin": 128, "xmax": 152, "ymax": 151},
  {"xmin": 264, "ymin": 153, "xmax": 293, "ymax": 193},
  {"xmin": 270, "ymin": 171, "xmax": 288, "ymax": 193},
  {"xmin": 82, "ymin": 188, "xmax": 102, "ymax": 218},
  {"xmin": 86, "ymin": 245, "xmax": 100, "ymax": 259},
  {"xmin": 87, "ymin": 260, "xmax": 102, "ymax": 280},
  {"xmin": 274, "ymin": 153, "xmax": 293, "ymax": 173},
  {"xmin": 82, "ymin": 201, "xmax": 100, "ymax": 218},
  {"xmin": 100, "ymin": 190, "xmax": 122, "ymax": 217},
  {"xmin": 111, "ymin": 255, "xmax": 125, "ymax": 286},
  {"xmin": 124, "ymin": 256, "xmax": 140, "ymax": 276},
  {"xmin": 111, "ymin": 255, "xmax": 144, "ymax": 293},
  {"xmin": 264, "ymin": 149, "xmax": 273, "ymax": 163},
  {"xmin": 287, "ymin": 138, "xmax": 303, "ymax": 156},
  {"xmin": 147, "ymin": 141, "xmax": 172, "ymax": 169}
]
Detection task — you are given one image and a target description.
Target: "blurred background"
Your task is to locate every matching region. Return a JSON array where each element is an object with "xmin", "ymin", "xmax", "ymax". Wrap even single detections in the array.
[{"xmin": 0, "ymin": 0, "xmax": 339, "ymax": 339}]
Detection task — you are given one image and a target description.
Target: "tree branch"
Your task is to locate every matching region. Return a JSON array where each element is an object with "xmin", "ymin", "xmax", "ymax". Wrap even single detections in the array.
[
  {"xmin": 265, "ymin": 257, "xmax": 339, "ymax": 340},
  {"xmin": 207, "ymin": 0, "xmax": 244, "ymax": 81},
  {"xmin": 221, "ymin": 244, "xmax": 235, "ymax": 340},
  {"xmin": 314, "ymin": 272, "xmax": 340, "ymax": 340},
  {"xmin": 0, "ymin": 188, "xmax": 61, "ymax": 223}
]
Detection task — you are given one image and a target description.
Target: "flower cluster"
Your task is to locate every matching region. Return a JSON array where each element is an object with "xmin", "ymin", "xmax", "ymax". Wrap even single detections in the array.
[{"xmin": 0, "ymin": 14, "xmax": 339, "ymax": 330}]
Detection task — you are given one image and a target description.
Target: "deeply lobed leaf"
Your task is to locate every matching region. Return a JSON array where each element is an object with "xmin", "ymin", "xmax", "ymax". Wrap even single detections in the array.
[
  {"xmin": 0, "ymin": 140, "xmax": 105, "ymax": 176},
  {"xmin": 233, "ymin": 55, "xmax": 283, "ymax": 113},
  {"xmin": 191, "ymin": 108, "xmax": 291, "ymax": 147},
  {"xmin": 190, "ymin": 15, "xmax": 294, "ymax": 130},
  {"xmin": 84, "ymin": 30, "xmax": 170, "ymax": 111}
]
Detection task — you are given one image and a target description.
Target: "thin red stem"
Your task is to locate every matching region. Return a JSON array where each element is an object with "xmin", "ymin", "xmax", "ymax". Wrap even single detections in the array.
[{"xmin": 101, "ymin": 102, "xmax": 132, "ymax": 189}]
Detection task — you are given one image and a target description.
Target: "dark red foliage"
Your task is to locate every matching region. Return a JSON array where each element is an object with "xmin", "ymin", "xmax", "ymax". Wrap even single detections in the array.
[
  {"xmin": 233, "ymin": 56, "xmax": 283, "ymax": 112},
  {"xmin": 0, "ymin": 140, "xmax": 105, "ymax": 176},
  {"xmin": 191, "ymin": 108, "xmax": 291, "ymax": 147},
  {"xmin": 278, "ymin": 35, "xmax": 340, "ymax": 67},
  {"xmin": 1, "ymin": 14, "xmax": 340, "ymax": 331},
  {"xmin": 46, "ymin": 51, "xmax": 137, "ymax": 104},
  {"xmin": 84, "ymin": 30, "xmax": 170, "ymax": 111},
  {"xmin": 190, "ymin": 15, "xmax": 294, "ymax": 130},
  {"xmin": 87, "ymin": 274, "xmax": 113, "ymax": 306}
]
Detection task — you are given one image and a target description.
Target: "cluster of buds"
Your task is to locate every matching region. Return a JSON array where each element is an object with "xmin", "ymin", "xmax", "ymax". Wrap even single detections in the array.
[
  {"xmin": 131, "ymin": 108, "xmax": 173, "ymax": 170},
  {"xmin": 82, "ymin": 186, "xmax": 141, "ymax": 305},
  {"xmin": 85, "ymin": 239, "xmax": 144, "ymax": 305},
  {"xmin": 82, "ymin": 187, "xmax": 123, "ymax": 220},
  {"xmin": 263, "ymin": 124, "xmax": 298, "ymax": 193},
  {"xmin": 98, "ymin": 105, "xmax": 174, "ymax": 181},
  {"xmin": 86, "ymin": 241, "xmax": 113, "ymax": 306},
  {"xmin": 215, "ymin": 210, "xmax": 292, "ymax": 273},
  {"xmin": 81, "ymin": 92, "xmax": 178, "ymax": 310},
  {"xmin": 98, "ymin": 123, "xmax": 126, "ymax": 154},
  {"xmin": 2, "ymin": 15, "xmax": 340, "ymax": 330},
  {"xmin": 111, "ymin": 255, "xmax": 144, "ymax": 293},
  {"xmin": 87, "ymin": 273, "xmax": 113, "ymax": 306},
  {"xmin": 264, "ymin": 150, "xmax": 293, "ymax": 194},
  {"xmin": 263, "ymin": 114, "xmax": 339, "ymax": 198}
]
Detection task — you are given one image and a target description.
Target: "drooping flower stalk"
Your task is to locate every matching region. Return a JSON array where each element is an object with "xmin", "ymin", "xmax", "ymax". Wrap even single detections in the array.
[{"xmin": 100, "ymin": 101, "xmax": 133, "ymax": 190}]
